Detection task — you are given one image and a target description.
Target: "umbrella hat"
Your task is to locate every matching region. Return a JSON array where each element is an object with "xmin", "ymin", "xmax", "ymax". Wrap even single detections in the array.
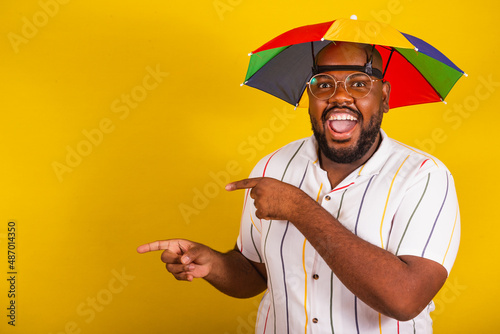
[{"xmin": 243, "ymin": 17, "xmax": 465, "ymax": 109}]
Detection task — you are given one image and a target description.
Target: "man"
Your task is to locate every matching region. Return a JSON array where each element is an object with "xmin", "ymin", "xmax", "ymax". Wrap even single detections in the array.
[{"xmin": 138, "ymin": 42, "xmax": 460, "ymax": 333}]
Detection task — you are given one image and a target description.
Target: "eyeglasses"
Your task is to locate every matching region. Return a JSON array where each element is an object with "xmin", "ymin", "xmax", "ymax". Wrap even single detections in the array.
[{"xmin": 307, "ymin": 72, "xmax": 381, "ymax": 100}]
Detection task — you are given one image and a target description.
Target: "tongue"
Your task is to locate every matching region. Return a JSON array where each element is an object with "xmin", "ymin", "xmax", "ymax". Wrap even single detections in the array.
[{"xmin": 329, "ymin": 120, "xmax": 357, "ymax": 133}]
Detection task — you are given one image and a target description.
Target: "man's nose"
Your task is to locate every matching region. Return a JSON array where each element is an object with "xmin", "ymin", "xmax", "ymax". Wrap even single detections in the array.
[{"xmin": 328, "ymin": 82, "xmax": 354, "ymax": 103}]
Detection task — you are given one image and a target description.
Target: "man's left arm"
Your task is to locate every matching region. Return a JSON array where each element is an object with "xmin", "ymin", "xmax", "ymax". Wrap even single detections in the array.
[{"xmin": 226, "ymin": 175, "xmax": 458, "ymax": 321}]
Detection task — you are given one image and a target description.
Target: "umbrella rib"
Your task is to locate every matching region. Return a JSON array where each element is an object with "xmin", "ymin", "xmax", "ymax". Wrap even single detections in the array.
[
  {"xmin": 382, "ymin": 48, "xmax": 395, "ymax": 78},
  {"xmin": 311, "ymin": 42, "xmax": 316, "ymax": 66},
  {"xmin": 378, "ymin": 45, "xmax": 394, "ymax": 51},
  {"xmin": 310, "ymin": 42, "xmax": 318, "ymax": 75}
]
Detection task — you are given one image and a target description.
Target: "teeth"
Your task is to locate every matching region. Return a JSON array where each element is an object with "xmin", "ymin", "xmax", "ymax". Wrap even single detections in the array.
[{"xmin": 328, "ymin": 114, "xmax": 357, "ymax": 121}]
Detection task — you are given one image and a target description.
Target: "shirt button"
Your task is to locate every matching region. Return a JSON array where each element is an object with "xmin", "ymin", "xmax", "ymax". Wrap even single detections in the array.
[
  {"xmin": 312, "ymin": 274, "xmax": 319, "ymax": 280},
  {"xmin": 325, "ymin": 195, "xmax": 331, "ymax": 201},
  {"xmin": 312, "ymin": 318, "xmax": 319, "ymax": 323}
]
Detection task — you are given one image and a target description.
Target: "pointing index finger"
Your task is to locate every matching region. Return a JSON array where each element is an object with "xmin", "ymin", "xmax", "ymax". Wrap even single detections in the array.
[
  {"xmin": 225, "ymin": 177, "xmax": 262, "ymax": 191},
  {"xmin": 137, "ymin": 240, "xmax": 171, "ymax": 254}
]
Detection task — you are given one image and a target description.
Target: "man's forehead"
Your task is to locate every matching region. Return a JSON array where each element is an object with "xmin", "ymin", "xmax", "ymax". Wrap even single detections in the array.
[
  {"xmin": 313, "ymin": 42, "xmax": 384, "ymax": 79},
  {"xmin": 316, "ymin": 42, "xmax": 374, "ymax": 65}
]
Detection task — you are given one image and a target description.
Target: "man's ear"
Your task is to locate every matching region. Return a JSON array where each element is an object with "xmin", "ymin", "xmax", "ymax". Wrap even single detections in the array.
[{"xmin": 382, "ymin": 81, "xmax": 391, "ymax": 113}]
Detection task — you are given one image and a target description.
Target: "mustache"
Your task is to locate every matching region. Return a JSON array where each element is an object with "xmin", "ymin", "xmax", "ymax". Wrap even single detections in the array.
[{"xmin": 321, "ymin": 105, "xmax": 362, "ymax": 123}]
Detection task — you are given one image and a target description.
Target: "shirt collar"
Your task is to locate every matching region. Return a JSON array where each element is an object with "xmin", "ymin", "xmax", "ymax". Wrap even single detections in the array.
[
  {"xmin": 356, "ymin": 129, "xmax": 392, "ymax": 176},
  {"xmin": 300, "ymin": 129, "xmax": 392, "ymax": 176}
]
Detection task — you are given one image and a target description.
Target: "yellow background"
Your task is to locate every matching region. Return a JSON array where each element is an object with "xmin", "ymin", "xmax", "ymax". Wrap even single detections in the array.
[{"xmin": 0, "ymin": 0, "xmax": 497, "ymax": 333}]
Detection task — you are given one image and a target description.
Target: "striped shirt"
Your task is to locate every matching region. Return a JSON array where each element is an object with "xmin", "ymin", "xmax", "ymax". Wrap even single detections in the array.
[{"xmin": 236, "ymin": 130, "xmax": 460, "ymax": 334}]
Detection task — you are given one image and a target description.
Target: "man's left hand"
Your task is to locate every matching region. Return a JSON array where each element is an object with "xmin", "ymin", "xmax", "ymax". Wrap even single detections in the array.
[{"xmin": 226, "ymin": 177, "xmax": 313, "ymax": 221}]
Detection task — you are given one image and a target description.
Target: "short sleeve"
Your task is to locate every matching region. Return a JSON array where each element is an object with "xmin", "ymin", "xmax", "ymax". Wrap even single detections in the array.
[{"xmin": 387, "ymin": 168, "xmax": 461, "ymax": 274}]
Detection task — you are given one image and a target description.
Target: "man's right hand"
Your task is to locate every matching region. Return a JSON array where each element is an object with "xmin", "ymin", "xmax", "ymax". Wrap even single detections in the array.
[
  {"xmin": 137, "ymin": 239, "xmax": 213, "ymax": 282},
  {"xmin": 138, "ymin": 239, "xmax": 267, "ymax": 298}
]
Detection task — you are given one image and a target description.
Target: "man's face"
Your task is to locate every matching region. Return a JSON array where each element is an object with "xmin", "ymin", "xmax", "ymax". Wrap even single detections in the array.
[{"xmin": 308, "ymin": 43, "xmax": 391, "ymax": 164}]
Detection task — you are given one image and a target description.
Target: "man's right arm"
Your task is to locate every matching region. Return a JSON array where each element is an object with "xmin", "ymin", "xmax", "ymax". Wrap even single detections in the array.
[{"xmin": 137, "ymin": 239, "xmax": 267, "ymax": 298}]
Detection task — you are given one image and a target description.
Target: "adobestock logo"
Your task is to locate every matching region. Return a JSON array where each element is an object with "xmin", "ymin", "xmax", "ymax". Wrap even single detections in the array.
[
  {"xmin": 52, "ymin": 64, "xmax": 169, "ymax": 183},
  {"xmin": 7, "ymin": 0, "xmax": 72, "ymax": 54},
  {"xmin": 213, "ymin": 0, "xmax": 243, "ymax": 21},
  {"xmin": 414, "ymin": 74, "xmax": 499, "ymax": 154},
  {"xmin": 179, "ymin": 106, "xmax": 297, "ymax": 224},
  {"xmin": 47, "ymin": 267, "xmax": 135, "ymax": 334}
]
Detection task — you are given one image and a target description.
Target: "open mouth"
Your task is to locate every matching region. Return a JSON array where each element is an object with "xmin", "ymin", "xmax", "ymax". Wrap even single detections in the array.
[{"xmin": 327, "ymin": 113, "xmax": 358, "ymax": 135}]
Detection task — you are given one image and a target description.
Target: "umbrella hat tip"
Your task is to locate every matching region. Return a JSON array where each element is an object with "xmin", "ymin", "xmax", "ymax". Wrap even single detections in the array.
[{"xmin": 350, "ymin": 14, "xmax": 357, "ymax": 20}]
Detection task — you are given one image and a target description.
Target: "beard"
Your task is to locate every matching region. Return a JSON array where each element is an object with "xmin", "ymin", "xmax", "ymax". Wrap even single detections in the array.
[{"xmin": 310, "ymin": 108, "xmax": 383, "ymax": 164}]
